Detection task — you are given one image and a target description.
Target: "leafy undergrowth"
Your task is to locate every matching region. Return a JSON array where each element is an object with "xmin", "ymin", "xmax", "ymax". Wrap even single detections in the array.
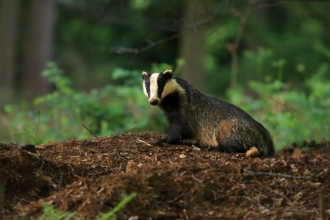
[{"xmin": 0, "ymin": 132, "xmax": 329, "ymax": 219}]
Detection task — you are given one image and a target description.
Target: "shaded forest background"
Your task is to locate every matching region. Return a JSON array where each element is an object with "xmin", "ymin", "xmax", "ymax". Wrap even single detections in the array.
[{"xmin": 0, "ymin": 0, "xmax": 329, "ymax": 149}]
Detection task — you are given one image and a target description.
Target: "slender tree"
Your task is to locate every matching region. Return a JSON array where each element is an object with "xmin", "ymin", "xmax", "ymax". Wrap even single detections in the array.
[
  {"xmin": 0, "ymin": 0, "xmax": 21, "ymax": 101},
  {"xmin": 20, "ymin": 0, "xmax": 55, "ymax": 99},
  {"xmin": 179, "ymin": 0, "xmax": 207, "ymax": 91}
]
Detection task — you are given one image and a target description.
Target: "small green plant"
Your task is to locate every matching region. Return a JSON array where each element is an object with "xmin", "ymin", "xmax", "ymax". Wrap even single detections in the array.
[
  {"xmin": 14, "ymin": 110, "xmax": 41, "ymax": 145},
  {"xmin": 98, "ymin": 192, "xmax": 137, "ymax": 220},
  {"xmin": 272, "ymin": 58, "xmax": 286, "ymax": 82},
  {"xmin": 38, "ymin": 192, "xmax": 136, "ymax": 220},
  {"xmin": 39, "ymin": 204, "xmax": 76, "ymax": 220}
]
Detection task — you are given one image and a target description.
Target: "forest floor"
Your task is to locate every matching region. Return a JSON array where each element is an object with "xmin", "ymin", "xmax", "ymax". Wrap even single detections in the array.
[{"xmin": 0, "ymin": 132, "xmax": 329, "ymax": 220}]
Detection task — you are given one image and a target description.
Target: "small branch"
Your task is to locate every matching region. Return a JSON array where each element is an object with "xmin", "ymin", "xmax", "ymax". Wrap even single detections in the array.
[
  {"xmin": 243, "ymin": 196, "xmax": 264, "ymax": 208},
  {"xmin": 244, "ymin": 171, "xmax": 310, "ymax": 179},
  {"xmin": 257, "ymin": 92, "xmax": 323, "ymax": 141},
  {"xmin": 191, "ymin": 175, "xmax": 203, "ymax": 183},
  {"xmin": 137, "ymin": 139, "xmax": 152, "ymax": 146},
  {"xmin": 319, "ymin": 187, "xmax": 326, "ymax": 220},
  {"xmin": 82, "ymin": 124, "xmax": 99, "ymax": 139},
  {"xmin": 56, "ymin": 173, "xmax": 63, "ymax": 206},
  {"xmin": 183, "ymin": 209, "xmax": 190, "ymax": 220},
  {"xmin": 110, "ymin": 0, "xmax": 266, "ymax": 55},
  {"xmin": 63, "ymin": 188, "xmax": 74, "ymax": 198},
  {"xmin": 166, "ymin": 192, "xmax": 185, "ymax": 204},
  {"xmin": 285, "ymin": 208, "xmax": 316, "ymax": 213},
  {"xmin": 228, "ymin": 8, "xmax": 251, "ymax": 91}
]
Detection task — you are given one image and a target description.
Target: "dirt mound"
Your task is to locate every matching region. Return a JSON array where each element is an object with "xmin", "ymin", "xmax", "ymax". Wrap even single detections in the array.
[{"xmin": 1, "ymin": 132, "xmax": 329, "ymax": 219}]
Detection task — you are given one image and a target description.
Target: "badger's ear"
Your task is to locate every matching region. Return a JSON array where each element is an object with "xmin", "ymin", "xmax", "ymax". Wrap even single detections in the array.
[
  {"xmin": 142, "ymin": 71, "xmax": 148, "ymax": 79},
  {"xmin": 163, "ymin": 70, "xmax": 173, "ymax": 80}
]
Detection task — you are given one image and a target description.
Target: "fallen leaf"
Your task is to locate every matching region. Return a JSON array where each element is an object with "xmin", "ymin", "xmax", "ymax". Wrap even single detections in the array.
[
  {"xmin": 179, "ymin": 154, "xmax": 186, "ymax": 159},
  {"xmin": 271, "ymin": 198, "xmax": 283, "ymax": 206},
  {"xmin": 294, "ymin": 191, "xmax": 304, "ymax": 201},
  {"xmin": 291, "ymin": 148, "xmax": 303, "ymax": 158},
  {"xmin": 126, "ymin": 160, "xmax": 138, "ymax": 173}
]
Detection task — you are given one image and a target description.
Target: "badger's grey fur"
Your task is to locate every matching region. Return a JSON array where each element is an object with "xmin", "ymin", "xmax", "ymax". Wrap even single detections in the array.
[{"xmin": 142, "ymin": 70, "xmax": 274, "ymax": 157}]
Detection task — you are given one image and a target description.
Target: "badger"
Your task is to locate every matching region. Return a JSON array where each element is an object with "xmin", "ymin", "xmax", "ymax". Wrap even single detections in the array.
[{"xmin": 142, "ymin": 70, "xmax": 275, "ymax": 157}]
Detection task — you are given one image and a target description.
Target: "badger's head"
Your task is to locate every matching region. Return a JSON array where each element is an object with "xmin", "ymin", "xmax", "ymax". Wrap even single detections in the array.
[{"xmin": 142, "ymin": 70, "xmax": 182, "ymax": 106}]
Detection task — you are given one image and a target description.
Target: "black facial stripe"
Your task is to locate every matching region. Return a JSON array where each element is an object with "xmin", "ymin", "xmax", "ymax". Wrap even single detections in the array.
[
  {"xmin": 144, "ymin": 74, "xmax": 151, "ymax": 97},
  {"xmin": 157, "ymin": 74, "xmax": 167, "ymax": 98}
]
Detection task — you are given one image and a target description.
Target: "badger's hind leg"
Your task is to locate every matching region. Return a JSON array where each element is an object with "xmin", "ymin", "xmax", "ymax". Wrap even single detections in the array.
[
  {"xmin": 215, "ymin": 119, "xmax": 273, "ymax": 157},
  {"xmin": 215, "ymin": 120, "xmax": 247, "ymax": 154},
  {"xmin": 217, "ymin": 138, "xmax": 247, "ymax": 154}
]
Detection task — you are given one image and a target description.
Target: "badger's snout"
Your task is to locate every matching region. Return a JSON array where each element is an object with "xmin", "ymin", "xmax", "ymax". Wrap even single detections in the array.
[{"xmin": 149, "ymin": 98, "xmax": 159, "ymax": 105}]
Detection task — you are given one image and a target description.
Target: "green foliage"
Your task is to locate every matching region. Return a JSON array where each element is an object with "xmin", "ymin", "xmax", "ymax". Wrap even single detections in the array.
[
  {"xmin": 151, "ymin": 58, "xmax": 184, "ymax": 76},
  {"xmin": 39, "ymin": 192, "xmax": 136, "ymax": 220},
  {"xmin": 227, "ymin": 64, "xmax": 330, "ymax": 149},
  {"xmin": 3, "ymin": 59, "xmax": 329, "ymax": 151},
  {"xmin": 3, "ymin": 63, "xmax": 167, "ymax": 144},
  {"xmin": 39, "ymin": 204, "xmax": 77, "ymax": 220},
  {"xmin": 130, "ymin": 0, "xmax": 151, "ymax": 10},
  {"xmin": 3, "ymin": 106, "xmax": 43, "ymax": 145},
  {"xmin": 2, "ymin": 58, "xmax": 329, "ymax": 151},
  {"xmin": 14, "ymin": 110, "xmax": 41, "ymax": 145},
  {"xmin": 37, "ymin": 63, "xmax": 166, "ymax": 141},
  {"xmin": 98, "ymin": 192, "xmax": 137, "ymax": 220}
]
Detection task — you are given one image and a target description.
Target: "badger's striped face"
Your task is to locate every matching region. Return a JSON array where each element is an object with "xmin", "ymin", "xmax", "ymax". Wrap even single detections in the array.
[{"xmin": 142, "ymin": 70, "xmax": 179, "ymax": 106}]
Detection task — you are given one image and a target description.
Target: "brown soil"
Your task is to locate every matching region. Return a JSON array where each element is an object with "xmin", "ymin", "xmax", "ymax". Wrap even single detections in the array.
[{"xmin": 0, "ymin": 132, "xmax": 329, "ymax": 219}]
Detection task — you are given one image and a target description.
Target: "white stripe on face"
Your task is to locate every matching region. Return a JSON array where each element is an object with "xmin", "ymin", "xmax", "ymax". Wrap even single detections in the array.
[
  {"xmin": 142, "ymin": 81, "xmax": 148, "ymax": 97},
  {"xmin": 149, "ymin": 73, "xmax": 159, "ymax": 101},
  {"xmin": 162, "ymin": 79, "xmax": 177, "ymax": 99}
]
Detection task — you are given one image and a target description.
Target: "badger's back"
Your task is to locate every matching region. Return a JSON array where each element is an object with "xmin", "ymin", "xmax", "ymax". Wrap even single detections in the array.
[
  {"xmin": 142, "ymin": 70, "xmax": 274, "ymax": 157},
  {"xmin": 171, "ymin": 77, "xmax": 274, "ymax": 156}
]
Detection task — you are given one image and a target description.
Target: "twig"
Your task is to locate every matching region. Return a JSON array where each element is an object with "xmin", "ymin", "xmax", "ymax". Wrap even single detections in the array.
[
  {"xmin": 82, "ymin": 124, "xmax": 99, "ymax": 139},
  {"xmin": 183, "ymin": 209, "xmax": 190, "ymax": 220},
  {"xmin": 191, "ymin": 175, "xmax": 203, "ymax": 183},
  {"xmin": 319, "ymin": 187, "xmax": 326, "ymax": 220},
  {"xmin": 260, "ymin": 164, "xmax": 287, "ymax": 172},
  {"xmin": 228, "ymin": 9, "xmax": 251, "ymax": 91},
  {"xmin": 63, "ymin": 188, "xmax": 74, "ymax": 198},
  {"xmin": 244, "ymin": 171, "xmax": 310, "ymax": 179},
  {"xmin": 111, "ymin": 32, "xmax": 185, "ymax": 54},
  {"xmin": 243, "ymin": 196, "xmax": 263, "ymax": 208},
  {"xmin": 285, "ymin": 208, "xmax": 316, "ymax": 214},
  {"xmin": 56, "ymin": 172, "xmax": 63, "ymax": 206},
  {"xmin": 257, "ymin": 92, "xmax": 323, "ymax": 141},
  {"xmin": 110, "ymin": 1, "xmax": 229, "ymax": 54},
  {"xmin": 111, "ymin": 0, "xmax": 293, "ymax": 55},
  {"xmin": 137, "ymin": 139, "xmax": 152, "ymax": 146},
  {"xmin": 260, "ymin": 159, "xmax": 287, "ymax": 172},
  {"xmin": 166, "ymin": 192, "xmax": 185, "ymax": 204}
]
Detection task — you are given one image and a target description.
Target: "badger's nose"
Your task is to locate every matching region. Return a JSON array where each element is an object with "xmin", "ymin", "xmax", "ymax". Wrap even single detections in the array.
[{"xmin": 149, "ymin": 99, "xmax": 159, "ymax": 105}]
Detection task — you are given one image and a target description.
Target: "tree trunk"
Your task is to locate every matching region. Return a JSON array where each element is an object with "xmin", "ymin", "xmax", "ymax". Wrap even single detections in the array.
[
  {"xmin": 20, "ymin": 0, "xmax": 55, "ymax": 99},
  {"xmin": 0, "ymin": 0, "xmax": 21, "ymax": 102},
  {"xmin": 179, "ymin": 0, "xmax": 206, "ymax": 91}
]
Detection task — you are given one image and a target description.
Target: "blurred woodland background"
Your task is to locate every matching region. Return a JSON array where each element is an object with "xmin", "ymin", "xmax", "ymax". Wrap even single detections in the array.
[{"xmin": 0, "ymin": 0, "xmax": 329, "ymax": 149}]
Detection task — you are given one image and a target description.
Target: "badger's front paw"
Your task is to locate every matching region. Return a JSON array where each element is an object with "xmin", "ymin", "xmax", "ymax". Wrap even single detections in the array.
[
  {"xmin": 166, "ymin": 136, "xmax": 180, "ymax": 144},
  {"xmin": 153, "ymin": 138, "xmax": 166, "ymax": 146}
]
